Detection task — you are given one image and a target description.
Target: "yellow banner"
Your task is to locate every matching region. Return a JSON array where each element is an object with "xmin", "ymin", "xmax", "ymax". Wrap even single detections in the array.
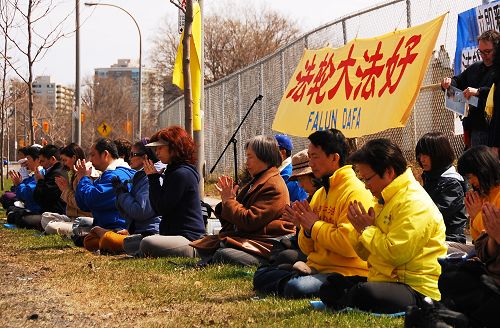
[
  {"xmin": 172, "ymin": 2, "xmax": 202, "ymax": 131},
  {"xmin": 273, "ymin": 14, "xmax": 446, "ymax": 138}
]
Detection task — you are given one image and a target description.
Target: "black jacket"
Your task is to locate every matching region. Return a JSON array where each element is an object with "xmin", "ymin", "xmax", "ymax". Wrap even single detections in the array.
[
  {"xmin": 33, "ymin": 161, "xmax": 68, "ymax": 214},
  {"xmin": 451, "ymin": 61, "xmax": 494, "ymax": 132},
  {"xmin": 422, "ymin": 166, "xmax": 467, "ymax": 243},
  {"xmin": 148, "ymin": 163, "xmax": 205, "ymax": 241}
]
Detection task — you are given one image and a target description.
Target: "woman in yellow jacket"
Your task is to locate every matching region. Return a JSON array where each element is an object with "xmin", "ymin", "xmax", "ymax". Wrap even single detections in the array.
[{"xmin": 320, "ymin": 139, "xmax": 447, "ymax": 314}]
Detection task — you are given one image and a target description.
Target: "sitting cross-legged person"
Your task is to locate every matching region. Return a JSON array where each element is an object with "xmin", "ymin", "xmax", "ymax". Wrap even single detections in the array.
[
  {"xmin": 20, "ymin": 144, "xmax": 68, "ymax": 230},
  {"xmin": 74, "ymin": 138, "xmax": 135, "ymax": 251},
  {"xmin": 319, "ymin": 139, "xmax": 447, "ymax": 314},
  {"xmin": 190, "ymin": 135, "xmax": 295, "ymax": 266},
  {"xmin": 267, "ymin": 148, "xmax": 320, "ymax": 267},
  {"xmin": 253, "ymin": 129, "xmax": 372, "ymax": 298},
  {"xmin": 415, "ymin": 132, "xmax": 468, "ymax": 245},
  {"xmin": 85, "ymin": 140, "xmax": 164, "ymax": 254},
  {"xmin": 451, "ymin": 146, "xmax": 500, "ymax": 254},
  {"xmin": 0, "ymin": 147, "xmax": 30, "ymax": 210},
  {"xmin": 135, "ymin": 126, "xmax": 206, "ymax": 258},
  {"xmin": 7, "ymin": 146, "xmax": 44, "ymax": 227},
  {"xmin": 439, "ymin": 202, "xmax": 500, "ymax": 328},
  {"xmin": 41, "ymin": 143, "xmax": 94, "ymax": 237}
]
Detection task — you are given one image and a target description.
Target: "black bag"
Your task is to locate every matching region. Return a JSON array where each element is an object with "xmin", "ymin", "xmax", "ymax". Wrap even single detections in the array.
[{"xmin": 200, "ymin": 200, "xmax": 214, "ymax": 228}]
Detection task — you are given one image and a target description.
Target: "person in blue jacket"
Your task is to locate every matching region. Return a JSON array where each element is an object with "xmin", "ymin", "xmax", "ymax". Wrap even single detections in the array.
[
  {"xmin": 73, "ymin": 138, "xmax": 135, "ymax": 251},
  {"xmin": 7, "ymin": 146, "xmax": 44, "ymax": 227},
  {"xmin": 139, "ymin": 126, "xmax": 205, "ymax": 258},
  {"xmin": 275, "ymin": 134, "xmax": 308, "ymax": 202},
  {"xmin": 83, "ymin": 139, "xmax": 165, "ymax": 254}
]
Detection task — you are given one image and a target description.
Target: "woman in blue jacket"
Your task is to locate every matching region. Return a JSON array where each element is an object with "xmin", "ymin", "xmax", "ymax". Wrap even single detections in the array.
[{"xmin": 85, "ymin": 140, "xmax": 164, "ymax": 254}]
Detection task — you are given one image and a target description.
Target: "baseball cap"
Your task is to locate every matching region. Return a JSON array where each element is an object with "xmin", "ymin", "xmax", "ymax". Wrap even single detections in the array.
[{"xmin": 275, "ymin": 134, "xmax": 293, "ymax": 151}]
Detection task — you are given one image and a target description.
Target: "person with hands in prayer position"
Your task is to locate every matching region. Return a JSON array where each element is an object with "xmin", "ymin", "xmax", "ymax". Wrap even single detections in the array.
[
  {"xmin": 319, "ymin": 138, "xmax": 447, "ymax": 314},
  {"xmin": 253, "ymin": 129, "xmax": 372, "ymax": 299}
]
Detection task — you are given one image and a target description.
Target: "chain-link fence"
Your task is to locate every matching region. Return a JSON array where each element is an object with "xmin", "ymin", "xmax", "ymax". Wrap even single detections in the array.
[{"xmin": 159, "ymin": 0, "xmax": 484, "ymax": 178}]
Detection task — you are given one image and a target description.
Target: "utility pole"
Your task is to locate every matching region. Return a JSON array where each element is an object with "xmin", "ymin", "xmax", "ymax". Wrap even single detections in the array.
[{"xmin": 73, "ymin": 0, "xmax": 82, "ymax": 145}]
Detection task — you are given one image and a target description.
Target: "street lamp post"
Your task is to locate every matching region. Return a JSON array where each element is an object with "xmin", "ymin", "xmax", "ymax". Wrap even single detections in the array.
[{"xmin": 85, "ymin": 2, "xmax": 142, "ymax": 140}]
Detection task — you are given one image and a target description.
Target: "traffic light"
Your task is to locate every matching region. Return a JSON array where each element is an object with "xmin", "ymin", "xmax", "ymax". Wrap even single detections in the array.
[
  {"xmin": 81, "ymin": 112, "xmax": 85, "ymax": 124},
  {"xmin": 42, "ymin": 121, "xmax": 49, "ymax": 133}
]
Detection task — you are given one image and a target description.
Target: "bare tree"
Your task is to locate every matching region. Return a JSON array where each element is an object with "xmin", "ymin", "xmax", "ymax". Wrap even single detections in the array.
[
  {"xmin": 3, "ymin": 0, "xmax": 73, "ymax": 144},
  {"xmin": 81, "ymin": 76, "xmax": 136, "ymax": 152},
  {"xmin": 150, "ymin": 4, "xmax": 299, "ymax": 85}
]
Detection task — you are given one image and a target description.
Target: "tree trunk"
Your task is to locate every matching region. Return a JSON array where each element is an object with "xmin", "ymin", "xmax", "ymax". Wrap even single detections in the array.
[{"xmin": 182, "ymin": 0, "xmax": 193, "ymax": 136}]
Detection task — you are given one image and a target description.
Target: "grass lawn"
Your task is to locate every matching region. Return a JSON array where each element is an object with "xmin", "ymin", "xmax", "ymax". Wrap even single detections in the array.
[{"xmin": 0, "ymin": 222, "xmax": 404, "ymax": 327}]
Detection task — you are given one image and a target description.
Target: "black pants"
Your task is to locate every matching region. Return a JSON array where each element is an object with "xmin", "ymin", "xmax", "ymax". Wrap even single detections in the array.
[
  {"xmin": 320, "ymin": 273, "xmax": 424, "ymax": 314},
  {"xmin": 439, "ymin": 260, "xmax": 500, "ymax": 328}
]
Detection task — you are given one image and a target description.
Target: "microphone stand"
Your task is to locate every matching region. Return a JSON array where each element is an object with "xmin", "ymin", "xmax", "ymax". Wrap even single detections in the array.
[{"xmin": 210, "ymin": 95, "xmax": 263, "ymax": 184}]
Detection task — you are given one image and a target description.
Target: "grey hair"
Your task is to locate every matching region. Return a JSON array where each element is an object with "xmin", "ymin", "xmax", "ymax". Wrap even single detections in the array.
[{"xmin": 245, "ymin": 135, "xmax": 282, "ymax": 168}]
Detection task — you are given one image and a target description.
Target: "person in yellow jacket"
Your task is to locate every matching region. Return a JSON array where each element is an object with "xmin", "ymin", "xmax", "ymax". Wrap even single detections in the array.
[
  {"xmin": 454, "ymin": 146, "xmax": 500, "ymax": 251},
  {"xmin": 253, "ymin": 129, "xmax": 373, "ymax": 298},
  {"xmin": 320, "ymin": 138, "xmax": 447, "ymax": 314}
]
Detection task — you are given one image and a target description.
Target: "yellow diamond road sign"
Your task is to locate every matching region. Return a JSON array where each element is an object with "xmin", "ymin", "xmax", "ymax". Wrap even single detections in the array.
[{"xmin": 97, "ymin": 122, "xmax": 112, "ymax": 137}]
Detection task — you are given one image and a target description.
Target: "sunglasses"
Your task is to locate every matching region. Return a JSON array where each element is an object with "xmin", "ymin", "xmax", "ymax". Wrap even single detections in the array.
[{"xmin": 130, "ymin": 152, "xmax": 145, "ymax": 157}]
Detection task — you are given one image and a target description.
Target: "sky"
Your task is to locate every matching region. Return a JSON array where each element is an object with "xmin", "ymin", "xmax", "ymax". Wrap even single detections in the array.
[{"xmin": 9, "ymin": 0, "xmax": 386, "ymax": 86}]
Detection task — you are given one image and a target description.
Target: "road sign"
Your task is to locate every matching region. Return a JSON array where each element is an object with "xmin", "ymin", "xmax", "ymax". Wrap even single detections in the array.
[{"xmin": 97, "ymin": 122, "xmax": 112, "ymax": 138}]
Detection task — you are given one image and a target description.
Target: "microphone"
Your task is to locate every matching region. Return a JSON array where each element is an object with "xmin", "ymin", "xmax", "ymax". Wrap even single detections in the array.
[{"xmin": 257, "ymin": 94, "xmax": 263, "ymax": 101}]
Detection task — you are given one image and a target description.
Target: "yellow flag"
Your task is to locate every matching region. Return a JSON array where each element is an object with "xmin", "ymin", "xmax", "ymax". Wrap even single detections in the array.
[
  {"xmin": 172, "ymin": 2, "xmax": 202, "ymax": 131},
  {"xmin": 272, "ymin": 14, "xmax": 446, "ymax": 138}
]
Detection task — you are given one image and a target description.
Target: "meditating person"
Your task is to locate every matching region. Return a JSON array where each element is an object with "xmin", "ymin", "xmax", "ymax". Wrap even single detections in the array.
[
  {"xmin": 288, "ymin": 149, "xmax": 319, "ymax": 201},
  {"xmin": 6, "ymin": 146, "xmax": 44, "ymax": 227},
  {"xmin": 439, "ymin": 202, "xmax": 500, "ymax": 328},
  {"xmin": 415, "ymin": 132, "xmax": 467, "ymax": 244},
  {"xmin": 75, "ymin": 138, "xmax": 135, "ymax": 250},
  {"xmin": 136, "ymin": 126, "xmax": 205, "ymax": 257},
  {"xmin": 22, "ymin": 144, "xmax": 68, "ymax": 230},
  {"xmin": 319, "ymin": 138, "xmax": 447, "ymax": 314},
  {"xmin": 253, "ymin": 129, "xmax": 372, "ymax": 298},
  {"xmin": 83, "ymin": 140, "xmax": 164, "ymax": 254},
  {"xmin": 41, "ymin": 143, "xmax": 94, "ymax": 237},
  {"xmin": 0, "ymin": 147, "xmax": 29, "ymax": 210},
  {"xmin": 265, "ymin": 148, "xmax": 320, "ymax": 267},
  {"xmin": 190, "ymin": 135, "xmax": 294, "ymax": 266},
  {"xmin": 275, "ymin": 134, "xmax": 308, "ymax": 202},
  {"xmin": 454, "ymin": 145, "xmax": 500, "ymax": 253}
]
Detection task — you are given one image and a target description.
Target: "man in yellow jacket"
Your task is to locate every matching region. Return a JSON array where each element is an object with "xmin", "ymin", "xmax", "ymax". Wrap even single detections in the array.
[
  {"xmin": 320, "ymin": 138, "xmax": 447, "ymax": 314},
  {"xmin": 253, "ymin": 129, "xmax": 373, "ymax": 298}
]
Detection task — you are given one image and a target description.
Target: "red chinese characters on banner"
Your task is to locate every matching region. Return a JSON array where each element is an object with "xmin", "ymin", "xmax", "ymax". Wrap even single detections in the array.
[
  {"xmin": 286, "ymin": 54, "xmax": 317, "ymax": 102},
  {"xmin": 378, "ymin": 34, "xmax": 421, "ymax": 96},
  {"xmin": 285, "ymin": 34, "xmax": 422, "ymax": 104},
  {"xmin": 306, "ymin": 52, "xmax": 336, "ymax": 105},
  {"xmin": 354, "ymin": 41, "xmax": 384, "ymax": 100}
]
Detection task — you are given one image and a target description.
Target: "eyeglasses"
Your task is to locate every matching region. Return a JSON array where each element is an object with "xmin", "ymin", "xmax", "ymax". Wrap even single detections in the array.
[
  {"xmin": 130, "ymin": 152, "xmax": 145, "ymax": 157},
  {"xmin": 477, "ymin": 48, "xmax": 494, "ymax": 56},
  {"xmin": 358, "ymin": 172, "xmax": 377, "ymax": 184}
]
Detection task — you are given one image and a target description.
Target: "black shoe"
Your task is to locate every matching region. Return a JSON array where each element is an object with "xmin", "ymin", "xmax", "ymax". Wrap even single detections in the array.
[
  {"xmin": 405, "ymin": 297, "xmax": 468, "ymax": 328},
  {"xmin": 319, "ymin": 273, "xmax": 349, "ymax": 310}
]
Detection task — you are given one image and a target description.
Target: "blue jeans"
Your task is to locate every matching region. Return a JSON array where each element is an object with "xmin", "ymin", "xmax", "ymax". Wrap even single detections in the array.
[{"xmin": 283, "ymin": 273, "xmax": 330, "ymax": 298}]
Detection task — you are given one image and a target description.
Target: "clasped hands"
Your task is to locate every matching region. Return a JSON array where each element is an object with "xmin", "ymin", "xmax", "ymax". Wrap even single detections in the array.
[
  {"xmin": 282, "ymin": 200, "xmax": 319, "ymax": 235},
  {"xmin": 347, "ymin": 200, "xmax": 375, "ymax": 234},
  {"xmin": 74, "ymin": 159, "xmax": 92, "ymax": 180}
]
